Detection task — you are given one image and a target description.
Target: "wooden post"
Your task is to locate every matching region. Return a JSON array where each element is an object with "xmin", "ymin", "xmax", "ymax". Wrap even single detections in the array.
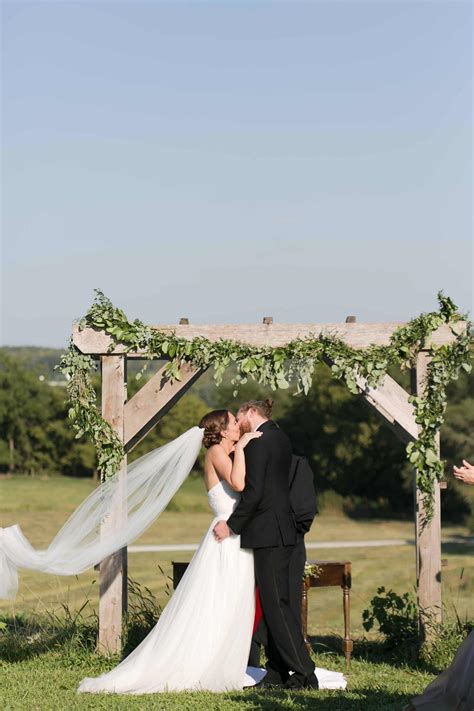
[
  {"xmin": 412, "ymin": 352, "xmax": 442, "ymax": 641},
  {"xmin": 98, "ymin": 355, "xmax": 127, "ymax": 654}
]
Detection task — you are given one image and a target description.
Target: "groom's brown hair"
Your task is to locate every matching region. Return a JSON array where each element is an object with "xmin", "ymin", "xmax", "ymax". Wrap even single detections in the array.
[{"xmin": 237, "ymin": 398, "xmax": 273, "ymax": 419}]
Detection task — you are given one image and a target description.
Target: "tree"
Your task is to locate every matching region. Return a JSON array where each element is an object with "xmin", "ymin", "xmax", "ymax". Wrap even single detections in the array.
[
  {"xmin": 0, "ymin": 351, "xmax": 47, "ymax": 474},
  {"xmin": 0, "ymin": 351, "xmax": 97, "ymax": 476},
  {"xmin": 439, "ymin": 367, "xmax": 474, "ymax": 522}
]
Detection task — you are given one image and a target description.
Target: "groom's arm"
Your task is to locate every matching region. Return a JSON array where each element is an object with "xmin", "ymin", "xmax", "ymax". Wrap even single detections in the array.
[
  {"xmin": 291, "ymin": 461, "xmax": 317, "ymax": 535},
  {"xmin": 226, "ymin": 440, "xmax": 268, "ymax": 535}
]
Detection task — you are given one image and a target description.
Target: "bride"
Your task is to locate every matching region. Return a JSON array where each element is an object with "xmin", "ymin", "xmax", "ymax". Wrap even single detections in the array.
[
  {"xmin": 79, "ymin": 409, "xmax": 258, "ymax": 693},
  {"xmin": 78, "ymin": 409, "xmax": 346, "ymax": 694}
]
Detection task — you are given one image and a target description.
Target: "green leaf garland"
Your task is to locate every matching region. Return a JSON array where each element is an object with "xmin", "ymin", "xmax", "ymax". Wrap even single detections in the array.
[{"xmin": 57, "ymin": 290, "xmax": 472, "ymax": 519}]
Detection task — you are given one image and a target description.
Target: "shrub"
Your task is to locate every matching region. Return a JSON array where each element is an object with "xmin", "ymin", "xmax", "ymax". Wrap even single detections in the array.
[
  {"xmin": 362, "ymin": 586, "xmax": 418, "ymax": 649},
  {"xmin": 362, "ymin": 586, "xmax": 474, "ymax": 671}
]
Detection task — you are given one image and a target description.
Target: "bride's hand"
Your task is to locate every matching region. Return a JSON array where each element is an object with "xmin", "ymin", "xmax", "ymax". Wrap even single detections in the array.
[{"xmin": 236, "ymin": 431, "xmax": 263, "ymax": 450}]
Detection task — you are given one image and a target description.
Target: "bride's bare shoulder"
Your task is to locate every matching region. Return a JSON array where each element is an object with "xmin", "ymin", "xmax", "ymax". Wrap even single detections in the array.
[
  {"xmin": 205, "ymin": 446, "xmax": 233, "ymax": 476},
  {"xmin": 205, "ymin": 445, "xmax": 228, "ymax": 463}
]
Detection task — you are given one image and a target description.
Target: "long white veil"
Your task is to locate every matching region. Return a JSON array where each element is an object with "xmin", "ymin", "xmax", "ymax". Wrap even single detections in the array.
[{"xmin": 0, "ymin": 426, "xmax": 204, "ymax": 600}]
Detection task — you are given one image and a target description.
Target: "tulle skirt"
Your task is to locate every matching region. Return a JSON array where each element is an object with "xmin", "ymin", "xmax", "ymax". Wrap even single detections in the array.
[
  {"xmin": 78, "ymin": 518, "xmax": 255, "ymax": 693},
  {"xmin": 409, "ymin": 631, "xmax": 474, "ymax": 711}
]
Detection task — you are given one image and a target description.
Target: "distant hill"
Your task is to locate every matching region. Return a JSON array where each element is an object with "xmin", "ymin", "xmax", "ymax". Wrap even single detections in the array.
[
  {"xmin": 0, "ymin": 346, "xmax": 148, "ymax": 381},
  {"xmin": 1, "ymin": 346, "xmax": 65, "ymax": 380}
]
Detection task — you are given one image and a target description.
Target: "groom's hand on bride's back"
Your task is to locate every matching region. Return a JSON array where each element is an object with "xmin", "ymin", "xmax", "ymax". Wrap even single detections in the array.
[{"xmin": 213, "ymin": 520, "xmax": 231, "ymax": 542}]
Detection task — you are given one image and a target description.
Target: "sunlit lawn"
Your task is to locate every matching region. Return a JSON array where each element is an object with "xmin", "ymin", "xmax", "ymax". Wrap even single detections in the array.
[
  {"xmin": 1, "ymin": 649, "xmax": 436, "ymax": 711},
  {"xmin": 1, "ymin": 475, "xmax": 473, "ymax": 711},
  {"xmin": 1, "ymin": 475, "xmax": 472, "ymax": 635}
]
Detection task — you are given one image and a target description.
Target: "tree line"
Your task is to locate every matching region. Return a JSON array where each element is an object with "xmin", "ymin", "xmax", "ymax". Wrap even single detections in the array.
[{"xmin": 0, "ymin": 347, "xmax": 472, "ymax": 523}]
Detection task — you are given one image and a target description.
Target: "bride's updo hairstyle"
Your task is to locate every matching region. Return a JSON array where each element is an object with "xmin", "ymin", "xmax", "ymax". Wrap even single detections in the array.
[
  {"xmin": 199, "ymin": 409, "xmax": 230, "ymax": 449},
  {"xmin": 238, "ymin": 398, "xmax": 273, "ymax": 419}
]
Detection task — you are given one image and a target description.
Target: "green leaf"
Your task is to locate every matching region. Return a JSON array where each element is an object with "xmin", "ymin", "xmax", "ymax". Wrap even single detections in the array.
[
  {"xmin": 276, "ymin": 375, "xmax": 289, "ymax": 389},
  {"xmin": 425, "ymin": 448, "xmax": 439, "ymax": 465}
]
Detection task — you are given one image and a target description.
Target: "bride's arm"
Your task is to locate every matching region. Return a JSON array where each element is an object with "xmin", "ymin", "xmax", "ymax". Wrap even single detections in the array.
[{"xmin": 210, "ymin": 432, "xmax": 262, "ymax": 492}]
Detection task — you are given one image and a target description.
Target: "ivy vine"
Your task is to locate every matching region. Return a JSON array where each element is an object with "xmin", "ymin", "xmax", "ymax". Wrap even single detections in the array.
[{"xmin": 57, "ymin": 290, "xmax": 472, "ymax": 519}]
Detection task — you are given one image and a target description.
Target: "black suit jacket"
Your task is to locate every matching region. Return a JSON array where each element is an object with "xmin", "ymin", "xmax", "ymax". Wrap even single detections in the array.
[
  {"xmin": 289, "ymin": 455, "xmax": 318, "ymax": 538},
  {"xmin": 226, "ymin": 420, "xmax": 297, "ymax": 549}
]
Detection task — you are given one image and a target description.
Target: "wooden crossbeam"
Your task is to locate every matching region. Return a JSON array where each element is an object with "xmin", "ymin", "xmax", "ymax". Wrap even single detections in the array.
[
  {"xmin": 124, "ymin": 362, "xmax": 204, "ymax": 452},
  {"xmin": 72, "ymin": 321, "xmax": 462, "ymax": 355}
]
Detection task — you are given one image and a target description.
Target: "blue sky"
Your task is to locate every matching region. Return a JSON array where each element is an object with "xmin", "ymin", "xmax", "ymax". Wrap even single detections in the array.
[{"xmin": 1, "ymin": 1, "xmax": 472, "ymax": 347}]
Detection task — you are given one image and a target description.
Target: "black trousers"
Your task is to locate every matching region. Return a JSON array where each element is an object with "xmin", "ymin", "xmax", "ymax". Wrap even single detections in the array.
[
  {"xmin": 253, "ymin": 542, "xmax": 314, "ymax": 684},
  {"xmin": 248, "ymin": 538, "xmax": 307, "ymax": 669}
]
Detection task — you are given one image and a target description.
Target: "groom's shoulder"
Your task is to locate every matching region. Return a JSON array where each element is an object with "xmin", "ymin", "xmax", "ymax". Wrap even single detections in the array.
[{"xmin": 261, "ymin": 420, "xmax": 291, "ymax": 444}]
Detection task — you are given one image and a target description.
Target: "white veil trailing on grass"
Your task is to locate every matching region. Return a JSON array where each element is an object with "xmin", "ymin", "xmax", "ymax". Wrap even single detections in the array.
[{"xmin": 0, "ymin": 427, "xmax": 204, "ymax": 600}]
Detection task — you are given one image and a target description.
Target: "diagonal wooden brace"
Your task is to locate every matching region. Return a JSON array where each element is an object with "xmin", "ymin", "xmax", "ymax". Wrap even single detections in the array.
[
  {"xmin": 323, "ymin": 356, "xmax": 418, "ymax": 444},
  {"xmin": 124, "ymin": 362, "xmax": 205, "ymax": 452},
  {"xmin": 354, "ymin": 372, "xmax": 418, "ymax": 444}
]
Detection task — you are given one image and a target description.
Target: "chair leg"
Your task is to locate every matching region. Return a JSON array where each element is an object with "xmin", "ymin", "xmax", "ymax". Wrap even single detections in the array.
[{"xmin": 342, "ymin": 584, "xmax": 353, "ymax": 670}]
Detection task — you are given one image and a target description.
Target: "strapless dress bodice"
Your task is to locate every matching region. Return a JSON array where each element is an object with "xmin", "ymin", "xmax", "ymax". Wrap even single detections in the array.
[{"xmin": 207, "ymin": 480, "xmax": 240, "ymax": 518}]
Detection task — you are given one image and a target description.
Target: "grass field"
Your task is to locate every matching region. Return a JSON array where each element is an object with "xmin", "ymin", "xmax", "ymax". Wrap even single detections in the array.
[
  {"xmin": 1, "ymin": 475, "xmax": 473, "ymax": 710},
  {"xmin": 1, "ymin": 648, "xmax": 435, "ymax": 711},
  {"xmin": 1, "ymin": 476, "xmax": 472, "ymax": 633}
]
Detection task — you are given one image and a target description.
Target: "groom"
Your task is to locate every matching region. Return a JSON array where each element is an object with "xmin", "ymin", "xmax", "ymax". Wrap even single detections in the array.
[{"xmin": 213, "ymin": 399, "xmax": 318, "ymax": 690}]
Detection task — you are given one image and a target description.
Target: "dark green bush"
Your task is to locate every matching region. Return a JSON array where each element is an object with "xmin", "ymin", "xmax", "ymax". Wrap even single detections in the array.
[
  {"xmin": 362, "ymin": 586, "xmax": 474, "ymax": 671},
  {"xmin": 362, "ymin": 586, "xmax": 418, "ymax": 649}
]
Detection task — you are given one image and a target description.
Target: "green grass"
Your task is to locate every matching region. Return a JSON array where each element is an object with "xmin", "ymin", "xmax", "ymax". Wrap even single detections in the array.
[
  {"xmin": 1, "ymin": 476, "xmax": 472, "ymax": 634},
  {"xmin": 0, "ymin": 647, "xmax": 434, "ymax": 710},
  {"xmin": 1, "ymin": 475, "xmax": 473, "ymax": 710}
]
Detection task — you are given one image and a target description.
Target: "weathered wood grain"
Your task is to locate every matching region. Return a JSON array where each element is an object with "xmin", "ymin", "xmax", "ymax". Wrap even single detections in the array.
[
  {"xmin": 72, "ymin": 321, "xmax": 463, "ymax": 355},
  {"xmin": 124, "ymin": 363, "xmax": 204, "ymax": 452},
  {"xmin": 355, "ymin": 372, "xmax": 418, "ymax": 443},
  {"xmin": 98, "ymin": 355, "xmax": 127, "ymax": 655},
  {"xmin": 322, "ymin": 348, "xmax": 417, "ymax": 443}
]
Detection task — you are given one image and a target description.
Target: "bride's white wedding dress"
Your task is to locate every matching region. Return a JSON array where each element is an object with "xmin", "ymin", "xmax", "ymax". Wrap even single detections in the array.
[
  {"xmin": 79, "ymin": 479, "xmax": 254, "ymax": 693},
  {"xmin": 409, "ymin": 631, "xmax": 474, "ymax": 711},
  {"xmin": 78, "ymin": 479, "xmax": 347, "ymax": 694}
]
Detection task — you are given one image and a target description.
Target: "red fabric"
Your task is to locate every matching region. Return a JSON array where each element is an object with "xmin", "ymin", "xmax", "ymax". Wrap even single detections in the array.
[{"xmin": 252, "ymin": 587, "xmax": 263, "ymax": 634}]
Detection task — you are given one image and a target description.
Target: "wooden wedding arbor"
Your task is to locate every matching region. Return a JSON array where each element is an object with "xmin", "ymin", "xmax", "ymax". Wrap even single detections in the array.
[{"xmin": 73, "ymin": 318, "xmax": 459, "ymax": 654}]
